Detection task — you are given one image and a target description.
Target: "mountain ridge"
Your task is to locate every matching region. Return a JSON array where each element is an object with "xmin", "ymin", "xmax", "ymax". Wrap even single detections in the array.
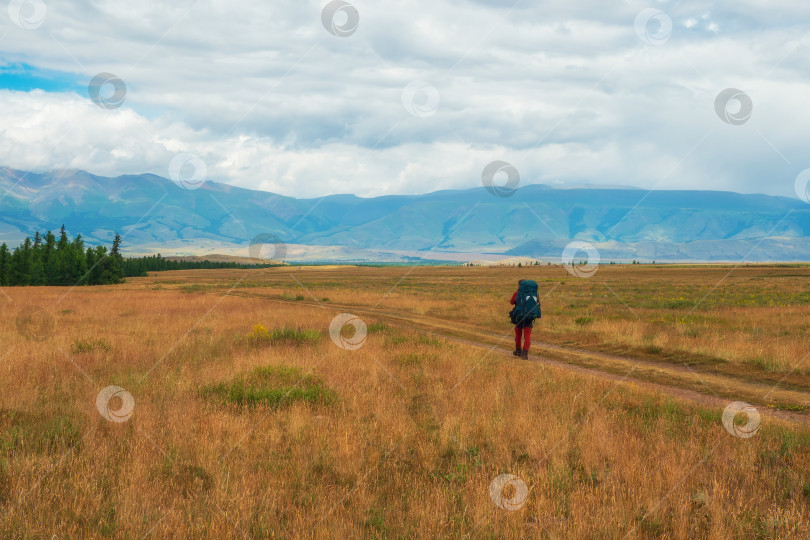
[{"xmin": 2, "ymin": 167, "xmax": 809, "ymax": 262}]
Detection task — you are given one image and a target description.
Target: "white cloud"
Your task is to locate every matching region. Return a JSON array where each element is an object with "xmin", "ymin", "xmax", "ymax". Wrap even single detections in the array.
[{"xmin": 0, "ymin": 0, "xmax": 809, "ymax": 198}]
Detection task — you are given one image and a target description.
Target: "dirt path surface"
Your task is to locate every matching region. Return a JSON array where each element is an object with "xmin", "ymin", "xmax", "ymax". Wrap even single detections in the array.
[{"xmin": 223, "ymin": 291, "xmax": 810, "ymax": 426}]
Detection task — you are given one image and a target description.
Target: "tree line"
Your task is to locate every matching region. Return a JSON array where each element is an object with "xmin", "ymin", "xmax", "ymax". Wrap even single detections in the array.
[
  {"xmin": 123, "ymin": 255, "xmax": 279, "ymax": 277},
  {"xmin": 0, "ymin": 227, "xmax": 284, "ymax": 286},
  {"xmin": 0, "ymin": 227, "xmax": 124, "ymax": 286}
]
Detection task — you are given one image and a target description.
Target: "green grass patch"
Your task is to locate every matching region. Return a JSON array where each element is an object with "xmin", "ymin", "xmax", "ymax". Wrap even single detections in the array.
[
  {"xmin": 71, "ymin": 337, "xmax": 112, "ymax": 354},
  {"xmin": 664, "ymin": 299, "xmax": 694, "ymax": 309},
  {"xmin": 249, "ymin": 324, "xmax": 321, "ymax": 345},
  {"xmin": 775, "ymin": 429, "xmax": 810, "ymax": 457},
  {"xmin": 395, "ymin": 352, "xmax": 438, "ymax": 366},
  {"xmin": 748, "ymin": 356, "xmax": 785, "ymax": 373},
  {"xmin": 617, "ymin": 397, "xmax": 705, "ymax": 433},
  {"xmin": 179, "ymin": 284, "xmax": 209, "ymax": 293},
  {"xmin": 682, "ymin": 327, "xmax": 701, "ymax": 339},
  {"xmin": 364, "ymin": 509, "xmax": 387, "ymax": 535},
  {"xmin": 415, "ymin": 334, "xmax": 443, "ymax": 347},
  {"xmin": 696, "ymin": 407, "xmax": 721, "ymax": 424},
  {"xmin": 367, "ymin": 321, "xmax": 389, "ymax": 334},
  {"xmin": 385, "ymin": 334, "xmax": 409, "ymax": 346},
  {"xmin": 199, "ymin": 365, "xmax": 337, "ymax": 408},
  {"xmin": 775, "ymin": 403, "xmax": 807, "ymax": 412},
  {"xmin": 0, "ymin": 409, "xmax": 82, "ymax": 455},
  {"xmin": 574, "ymin": 316, "xmax": 593, "ymax": 326}
]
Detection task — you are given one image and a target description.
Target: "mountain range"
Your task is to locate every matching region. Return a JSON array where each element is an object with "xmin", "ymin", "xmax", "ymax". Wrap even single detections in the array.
[{"xmin": 2, "ymin": 167, "xmax": 809, "ymax": 262}]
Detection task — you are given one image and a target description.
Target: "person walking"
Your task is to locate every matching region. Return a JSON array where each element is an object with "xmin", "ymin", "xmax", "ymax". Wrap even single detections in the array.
[{"xmin": 510, "ymin": 279, "xmax": 541, "ymax": 359}]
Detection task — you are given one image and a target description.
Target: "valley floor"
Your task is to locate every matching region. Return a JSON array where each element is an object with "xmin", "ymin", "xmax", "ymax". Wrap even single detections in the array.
[{"xmin": 1, "ymin": 264, "xmax": 809, "ymax": 537}]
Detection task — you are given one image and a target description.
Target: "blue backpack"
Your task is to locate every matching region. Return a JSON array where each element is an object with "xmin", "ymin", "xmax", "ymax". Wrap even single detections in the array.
[{"xmin": 510, "ymin": 280, "xmax": 541, "ymax": 325}]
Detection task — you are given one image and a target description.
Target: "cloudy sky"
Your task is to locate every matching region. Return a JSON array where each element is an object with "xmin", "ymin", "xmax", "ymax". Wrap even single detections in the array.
[{"xmin": 0, "ymin": 0, "xmax": 809, "ymax": 199}]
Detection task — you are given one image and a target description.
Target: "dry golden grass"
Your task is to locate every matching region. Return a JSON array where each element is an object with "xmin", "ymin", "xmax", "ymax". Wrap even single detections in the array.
[
  {"xmin": 139, "ymin": 264, "xmax": 810, "ymax": 410},
  {"xmin": 1, "ymin": 264, "xmax": 809, "ymax": 538}
]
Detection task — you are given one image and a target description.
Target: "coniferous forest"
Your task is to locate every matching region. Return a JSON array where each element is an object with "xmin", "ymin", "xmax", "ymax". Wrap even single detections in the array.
[
  {"xmin": 122, "ymin": 255, "xmax": 278, "ymax": 277},
  {"xmin": 0, "ymin": 227, "xmax": 282, "ymax": 286},
  {"xmin": 0, "ymin": 226, "xmax": 124, "ymax": 286}
]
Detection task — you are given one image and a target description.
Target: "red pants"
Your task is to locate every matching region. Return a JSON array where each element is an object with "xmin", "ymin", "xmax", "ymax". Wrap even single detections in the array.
[{"xmin": 514, "ymin": 326, "xmax": 531, "ymax": 351}]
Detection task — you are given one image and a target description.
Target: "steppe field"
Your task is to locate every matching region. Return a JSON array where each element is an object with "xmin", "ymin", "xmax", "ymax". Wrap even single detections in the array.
[{"xmin": 1, "ymin": 263, "xmax": 810, "ymax": 538}]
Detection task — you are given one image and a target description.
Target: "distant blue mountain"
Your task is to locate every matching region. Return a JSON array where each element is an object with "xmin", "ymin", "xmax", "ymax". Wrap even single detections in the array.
[{"xmin": 1, "ymin": 167, "xmax": 809, "ymax": 261}]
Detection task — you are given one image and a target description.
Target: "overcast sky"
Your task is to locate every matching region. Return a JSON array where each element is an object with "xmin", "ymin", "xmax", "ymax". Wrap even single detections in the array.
[{"xmin": 0, "ymin": 0, "xmax": 809, "ymax": 199}]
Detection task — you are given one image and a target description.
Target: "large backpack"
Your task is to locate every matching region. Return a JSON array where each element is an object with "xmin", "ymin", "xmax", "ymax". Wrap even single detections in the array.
[{"xmin": 511, "ymin": 279, "xmax": 541, "ymax": 325}]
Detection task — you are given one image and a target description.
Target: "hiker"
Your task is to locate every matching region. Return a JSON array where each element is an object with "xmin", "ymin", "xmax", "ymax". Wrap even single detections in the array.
[{"xmin": 509, "ymin": 279, "xmax": 541, "ymax": 359}]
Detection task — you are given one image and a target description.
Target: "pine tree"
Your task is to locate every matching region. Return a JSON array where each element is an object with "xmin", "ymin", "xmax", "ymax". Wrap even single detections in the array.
[
  {"xmin": 10, "ymin": 237, "xmax": 34, "ymax": 285},
  {"xmin": 43, "ymin": 231, "xmax": 57, "ymax": 283},
  {"xmin": 70, "ymin": 234, "xmax": 89, "ymax": 284},
  {"xmin": 0, "ymin": 243, "xmax": 9, "ymax": 286},
  {"xmin": 29, "ymin": 231, "xmax": 44, "ymax": 285}
]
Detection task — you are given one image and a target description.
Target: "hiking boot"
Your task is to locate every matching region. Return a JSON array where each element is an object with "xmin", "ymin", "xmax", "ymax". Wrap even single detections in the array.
[
  {"xmin": 521, "ymin": 350, "xmax": 529, "ymax": 359},
  {"xmin": 512, "ymin": 349, "xmax": 521, "ymax": 357}
]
